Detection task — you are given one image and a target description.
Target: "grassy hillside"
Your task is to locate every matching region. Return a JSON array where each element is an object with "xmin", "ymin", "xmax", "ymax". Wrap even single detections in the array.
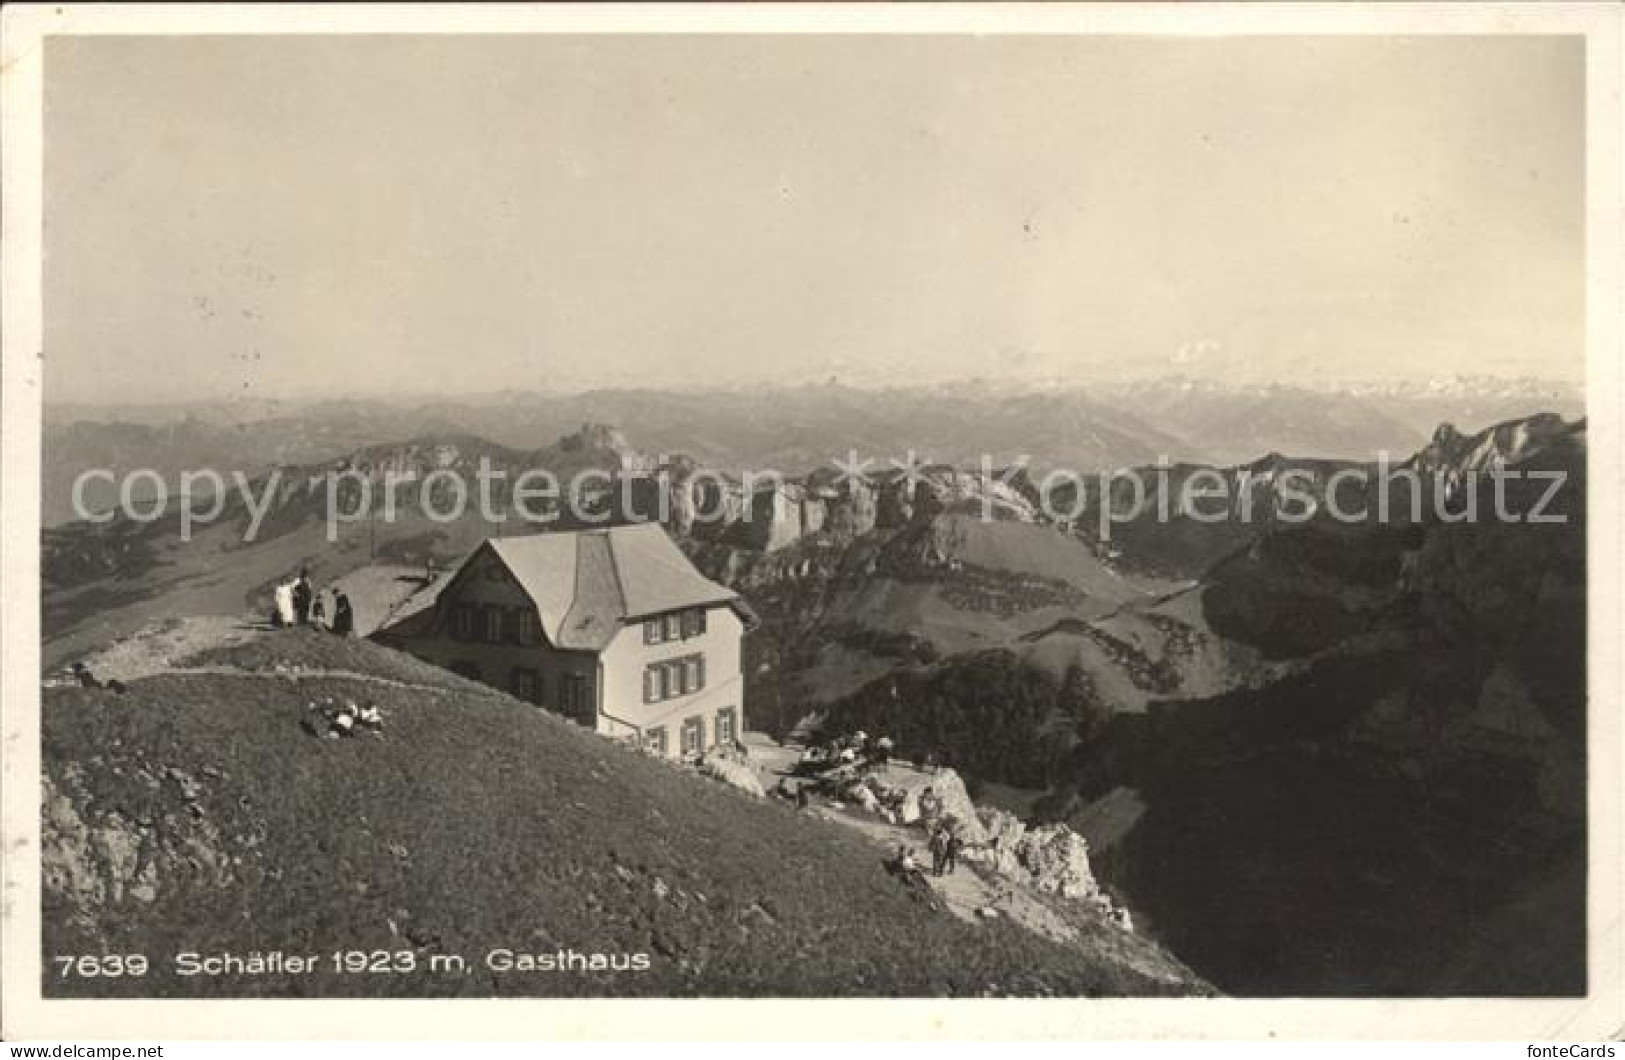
[{"xmin": 42, "ymin": 632, "xmax": 1206, "ymax": 999}]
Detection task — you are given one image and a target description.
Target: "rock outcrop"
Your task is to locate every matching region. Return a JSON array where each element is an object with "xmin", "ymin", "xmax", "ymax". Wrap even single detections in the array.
[
  {"xmin": 43, "ymin": 761, "xmax": 251, "ymax": 943},
  {"xmin": 698, "ymin": 755, "xmax": 767, "ymax": 798},
  {"xmin": 965, "ymin": 807, "xmax": 1132, "ymax": 928}
]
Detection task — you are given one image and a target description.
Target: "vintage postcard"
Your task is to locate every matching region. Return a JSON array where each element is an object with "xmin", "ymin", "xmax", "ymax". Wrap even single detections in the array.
[{"xmin": 2, "ymin": 1, "xmax": 1622, "ymax": 1043}]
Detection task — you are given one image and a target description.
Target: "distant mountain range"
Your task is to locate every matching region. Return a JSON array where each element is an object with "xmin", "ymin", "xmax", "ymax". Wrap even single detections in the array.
[{"xmin": 42, "ymin": 377, "xmax": 1582, "ymax": 526}]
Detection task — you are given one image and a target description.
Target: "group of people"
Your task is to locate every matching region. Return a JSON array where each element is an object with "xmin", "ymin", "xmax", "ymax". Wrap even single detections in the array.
[
  {"xmin": 799, "ymin": 730, "xmax": 896, "ymax": 773},
  {"xmin": 303, "ymin": 697, "xmax": 383, "ymax": 740},
  {"xmin": 926, "ymin": 821, "xmax": 965, "ymax": 877},
  {"xmin": 272, "ymin": 568, "xmax": 354, "ymax": 636},
  {"xmin": 896, "ymin": 786, "xmax": 964, "ymax": 879}
]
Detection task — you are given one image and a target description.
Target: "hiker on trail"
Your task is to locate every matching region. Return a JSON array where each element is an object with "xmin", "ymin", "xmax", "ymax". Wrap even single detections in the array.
[
  {"xmin": 311, "ymin": 592, "xmax": 327, "ymax": 629},
  {"xmin": 929, "ymin": 826, "xmax": 950, "ymax": 877},
  {"xmin": 795, "ymin": 784, "xmax": 810, "ymax": 810},
  {"xmin": 943, "ymin": 831, "xmax": 963, "ymax": 876},
  {"xmin": 292, "ymin": 569, "xmax": 314, "ymax": 625},
  {"xmin": 331, "ymin": 591, "xmax": 355, "ymax": 637},
  {"xmin": 919, "ymin": 786, "xmax": 943, "ymax": 828},
  {"xmin": 273, "ymin": 582, "xmax": 296, "ymax": 628}
]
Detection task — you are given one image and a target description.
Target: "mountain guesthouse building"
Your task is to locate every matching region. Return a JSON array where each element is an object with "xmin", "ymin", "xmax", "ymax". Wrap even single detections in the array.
[{"xmin": 380, "ymin": 523, "xmax": 752, "ymax": 759}]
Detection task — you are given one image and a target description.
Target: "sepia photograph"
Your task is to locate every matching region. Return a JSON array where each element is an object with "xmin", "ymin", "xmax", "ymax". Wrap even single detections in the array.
[{"xmin": 2, "ymin": 1, "xmax": 1622, "ymax": 1044}]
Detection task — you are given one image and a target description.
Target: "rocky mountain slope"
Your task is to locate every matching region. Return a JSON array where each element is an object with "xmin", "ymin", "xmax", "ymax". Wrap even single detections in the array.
[
  {"xmin": 718, "ymin": 414, "xmax": 1587, "ymax": 996},
  {"xmin": 40, "ymin": 408, "xmax": 1587, "ymax": 997}
]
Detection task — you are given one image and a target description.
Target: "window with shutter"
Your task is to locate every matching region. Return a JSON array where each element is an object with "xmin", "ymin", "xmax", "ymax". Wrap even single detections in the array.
[
  {"xmin": 695, "ymin": 608, "xmax": 707, "ymax": 635},
  {"xmin": 716, "ymin": 706, "xmax": 736, "ymax": 745},
  {"xmin": 663, "ymin": 614, "xmax": 681, "ymax": 641},
  {"xmin": 644, "ymin": 619, "xmax": 658, "ymax": 644},
  {"xmin": 696, "ymin": 655, "xmax": 706, "ymax": 691},
  {"xmin": 484, "ymin": 606, "xmax": 504, "ymax": 644},
  {"xmin": 644, "ymin": 667, "xmax": 659, "ymax": 703},
  {"xmin": 681, "ymin": 717, "xmax": 704, "ymax": 756}
]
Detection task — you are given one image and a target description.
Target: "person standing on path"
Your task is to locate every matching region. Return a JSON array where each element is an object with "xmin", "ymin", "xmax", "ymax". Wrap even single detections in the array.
[
  {"xmin": 929, "ymin": 826, "xmax": 950, "ymax": 877},
  {"xmin": 292, "ymin": 568, "xmax": 314, "ymax": 625},
  {"xmin": 331, "ymin": 591, "xmax": 355, "ymax": 637},
  {"xmin": 919, "ymin": 786, "xmax": 943, "ymax": 830}
]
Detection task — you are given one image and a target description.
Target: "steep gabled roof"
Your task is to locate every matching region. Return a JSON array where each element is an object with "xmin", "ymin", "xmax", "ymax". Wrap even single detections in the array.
[
  {"xmin": 487, "ymin": 532, "xmax": 580, "ymax": 642},
  {"xmin": 486, "ymin": 523, "xmax": 736, "ymax": 652}
]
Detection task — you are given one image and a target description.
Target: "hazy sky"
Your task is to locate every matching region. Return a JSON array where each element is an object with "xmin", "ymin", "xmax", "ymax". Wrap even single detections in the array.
[{"xmin": 44, "ymin": 34, "xmax": 1585, "ymax": 404}]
